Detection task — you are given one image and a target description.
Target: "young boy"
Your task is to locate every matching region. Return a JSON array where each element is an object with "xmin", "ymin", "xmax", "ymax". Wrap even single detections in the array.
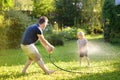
[
  {"xmin": 21, "ymin": 16, "xmax": 55, "ymax": 74},
  {"xmin": 77, "ymin": 31, "xmax": 90, "ymax": 67}
]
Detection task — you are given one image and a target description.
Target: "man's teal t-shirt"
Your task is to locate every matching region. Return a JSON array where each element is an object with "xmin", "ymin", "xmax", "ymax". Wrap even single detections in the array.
[{"xmin": 21, "ymin": 24, "xmax": 42, "ymax": 45}]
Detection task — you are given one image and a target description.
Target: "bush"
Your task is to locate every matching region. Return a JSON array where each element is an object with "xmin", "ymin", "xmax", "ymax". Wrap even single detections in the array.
[
  {"xmin": 0, "ymin": 27, "xmax": 7, "ymax": 49},
  {"xmin": 46, "ymin": 33, "xmax": 64, "ymax": 46},
  {"xmin": 0, "ymin": 14, "xmax": 7, "ymax": 49},
  {"xmin": 4, "ymin": 10, "xmax": 31, "ymax": 49},
  {"xmin": 35, "ymin": 23, "xmax": 64, "ymax": 46},
  {"xmin": 59, "ymin": 27, "xmax": 78, "ymax": 40},
  {"xmin": 43, "ymin": 24, "xmax": 53, "ymax": 34}
]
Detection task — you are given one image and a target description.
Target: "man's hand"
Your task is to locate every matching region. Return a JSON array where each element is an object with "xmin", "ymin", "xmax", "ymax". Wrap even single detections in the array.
[
  {"xmin": 47, "ymin": 45, "xmax": 55, "ymax": 54},
  {"xmin": 37, "ymin": 34, "xmax": 55, "ymax": 54}
]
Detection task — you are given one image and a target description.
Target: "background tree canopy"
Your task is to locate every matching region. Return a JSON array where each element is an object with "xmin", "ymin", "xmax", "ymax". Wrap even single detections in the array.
[
  {"xmin": 102, "ymin": 0, "xmax": 120, "ymax": 43},
  {"xmin": 0, "ymin": 0, "xmax": 120, "ymax": 49}
]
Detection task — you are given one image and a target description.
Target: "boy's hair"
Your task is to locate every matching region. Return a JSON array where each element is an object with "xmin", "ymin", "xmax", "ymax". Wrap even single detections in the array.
[
  {"xmin": 77, "ymin": 31, "xmax": 85, "ymax": 37},
  {"xmin": 38, "ymin": 16, "xmax": 48, "ymax": 24}
]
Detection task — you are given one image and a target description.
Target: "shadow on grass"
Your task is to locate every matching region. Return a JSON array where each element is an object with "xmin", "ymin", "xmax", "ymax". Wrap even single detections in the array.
[
  {"xmin": 70, "ymin": 70, "xmax": 120, "ymax": 80},
  {"xmin": 0, "ymin": 71, "xmax": 41, "ymax": 80},
  {"xmin": 0, "ymin": 72, "xmax": 25, "ymax": 79},
  {"xmin": 70, "ymin": 61, "xmax": 120, "ymax": 80}
]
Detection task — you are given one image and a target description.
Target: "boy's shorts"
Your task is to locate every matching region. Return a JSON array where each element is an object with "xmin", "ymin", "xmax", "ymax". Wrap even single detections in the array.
[
  {"xmin": 79, "ymin": 52, "xmax": 88, "ymax": 57},
  {"xmin": 21, "ymin": 44, "xmax": 41, "ymax": 61}
]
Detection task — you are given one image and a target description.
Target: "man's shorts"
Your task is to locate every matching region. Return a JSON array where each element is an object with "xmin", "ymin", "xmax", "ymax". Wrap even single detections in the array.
[
  {"xmin": 79, "ymin": 52, "xmax": 88, "ymax": 57},
  {"xmin": 21, "ymin": 44, "xmax": 41, "ymax": 61}
]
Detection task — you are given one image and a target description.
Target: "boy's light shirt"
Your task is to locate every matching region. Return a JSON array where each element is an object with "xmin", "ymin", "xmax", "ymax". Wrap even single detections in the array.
[{"xmin": 77, "ymin": 38, "xmax": 88, "ymax": 53}]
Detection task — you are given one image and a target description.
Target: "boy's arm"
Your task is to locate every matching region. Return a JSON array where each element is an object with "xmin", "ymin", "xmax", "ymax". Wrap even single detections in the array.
[
  {"xmin": 78, "ymin": 45, "xmax": 80, "ymax": 54},
  {"xmin": 83, "ymin": 38, "xmax": 88, "ymax": 46},
  {"xmin": 37, "ymin": 34, "xmax": 54, "ymax": 53},
  {"xmin": 77, "ymin": 41, "xmax": 81, "ymax": 54}
]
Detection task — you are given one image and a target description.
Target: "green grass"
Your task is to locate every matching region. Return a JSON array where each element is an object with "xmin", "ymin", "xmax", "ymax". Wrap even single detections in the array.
[{"xmin": 0, "ymin": 35, "xmax": 120, "ymax": 80}]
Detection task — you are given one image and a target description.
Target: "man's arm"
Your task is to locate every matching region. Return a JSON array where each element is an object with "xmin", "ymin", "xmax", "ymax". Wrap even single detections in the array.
[{"xmin": 37, "ymin": 34, "xmax": 54, "ymax": 53}]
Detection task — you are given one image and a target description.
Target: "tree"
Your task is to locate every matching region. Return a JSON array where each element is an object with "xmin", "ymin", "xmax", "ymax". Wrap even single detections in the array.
[
  {"xmin": 80, "ymin": 0, "xmax": 103, "ymax": 34},
  {"xmin": 0, "ymin": 0, "xmax": 14, "ymax": 12},
  {"xmin": 14, "ymin": 0, "xmax": 33, "ymax": 11},
  {"xmin": 102, "ymin": 0, "xmax": 120, "ymax": 43},
  {"xmin": 55, "ymin": 0, "xmax": 81, "ymax": 28},
  {"xmin": 4, "ymin": 10, "xmax": 31, "ymax": 48},
  {"xmin": 32, "ymin": 0, "xmax": 55, "ymax": 22}
]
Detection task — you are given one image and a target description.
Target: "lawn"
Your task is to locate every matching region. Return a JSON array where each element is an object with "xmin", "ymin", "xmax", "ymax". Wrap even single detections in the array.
[{"xmin": 0, "ymin": 35, "xmax": 120, "ymax": 80}]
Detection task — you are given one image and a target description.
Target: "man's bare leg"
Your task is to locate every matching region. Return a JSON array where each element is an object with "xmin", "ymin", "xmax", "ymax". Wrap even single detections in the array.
[
  {"xmin": 37, "ymin": 58, "xmax": 55, "ymax": 74},
  {"xmin": 22, "ymin": 59, "xmax": 32, "ymax": 74},
  {"xmin": 79, "ymin": 57, "xmax": 82, "ymax": 66}
]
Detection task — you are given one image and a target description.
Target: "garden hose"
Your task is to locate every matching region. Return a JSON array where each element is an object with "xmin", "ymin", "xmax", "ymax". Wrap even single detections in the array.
[{"xmin": 49, "ymin": 54, "xmax": 89, "ymax": 74}]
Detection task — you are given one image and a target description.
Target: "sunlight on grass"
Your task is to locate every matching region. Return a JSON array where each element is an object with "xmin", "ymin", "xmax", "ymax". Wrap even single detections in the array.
[
  {"xmin": 0, "ymin": 60, "xmax": 118, "ymax": 80},
  {"xmin": 0, "ymin": 37, "xmax": 120, "ymax": 80},
  {"xmin": 48, "ymin": 60, "xmax": 117, "ymax": 73},
  {"xmin": 86, "ymin": 34, "xmax": 103, "ymax": 40}
]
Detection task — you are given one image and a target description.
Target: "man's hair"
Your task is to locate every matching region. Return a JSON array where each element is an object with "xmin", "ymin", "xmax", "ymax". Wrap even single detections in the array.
[{"xmin": 38, "ymin": 16, "xmax": 48, "ymax": 24}]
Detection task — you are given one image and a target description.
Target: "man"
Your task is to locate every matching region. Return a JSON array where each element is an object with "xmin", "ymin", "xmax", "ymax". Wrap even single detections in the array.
[{"xmin": 21, "ymin": 16, "xmax": 55, "ymax": 74}]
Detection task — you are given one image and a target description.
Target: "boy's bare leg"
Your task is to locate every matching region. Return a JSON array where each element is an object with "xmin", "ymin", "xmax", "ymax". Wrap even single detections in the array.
[
  {"xmin": 79, "ymin": 57, "xmax": 82, "ymax": 66},
  {"xmin": 22, "ymin": 59, "xmax": 32, "ymax": 74},
  {"xmin": 85, "ymin": 57, "xmax": 90, "ymax": 66},
  {"xmin": 36, "ymin": 58, "xmax": 55, "ymax": 74}
]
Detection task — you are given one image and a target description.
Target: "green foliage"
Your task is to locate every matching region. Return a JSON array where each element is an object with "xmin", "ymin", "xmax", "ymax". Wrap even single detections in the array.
[
  {"xmin": 0, "ymin": 29, "xmax": 7, "ymax": 49},
  {"xmin": 102, "ymin": 0, "xmax": 120, "ymax": 43},
  {"xmin": 54, "ymin": 0, "xmax": 103, "ymax": 34},
  {"xmin": 14, "ymin": 0, "xmax": 33, "ymax": 11},
  {"xmin": 0, "ymin": 14, "xmax": 4, "ymax": 24},
  {"xmin": 59, "ymin": 27, "xmax": 89, "ymax": 41},
  {"xmin": 44, "ymin": 24, "xmax": 53, "ymax": 34},
  {"xmin": 32, "ymin": 0, "xmax": 55, "ymax": 21},
  {"xmin": 45, "ymin": 32, "xmax": 64, "ymax": 46},
  {"xmin": 81, "ymin": 0, "xmax": 103, "ymax": 34},
  {"xmin": 0, "ymin": 0, "xmax": 14, "ymax": 11},
  {"xmin": 4, "ymin": 10, "xmax": 31, "ymax": 48},
  {"xmin": 59, "ymin": 27, "xmax": 78, "ymax": 40},
  {"xmin": 55, "ymin": 0, "xmax": 81, "ymax": 28},
  {"xmin": 44, "ymin": 26, "xmax": 86, "ymax": 46},
  {"xmin": 0, "ymin": 14, "xmax": 7, "ymax": 49},
  {"xmin": 44, "ymin": 25, "xmax": 84, "ymax": 46}
]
